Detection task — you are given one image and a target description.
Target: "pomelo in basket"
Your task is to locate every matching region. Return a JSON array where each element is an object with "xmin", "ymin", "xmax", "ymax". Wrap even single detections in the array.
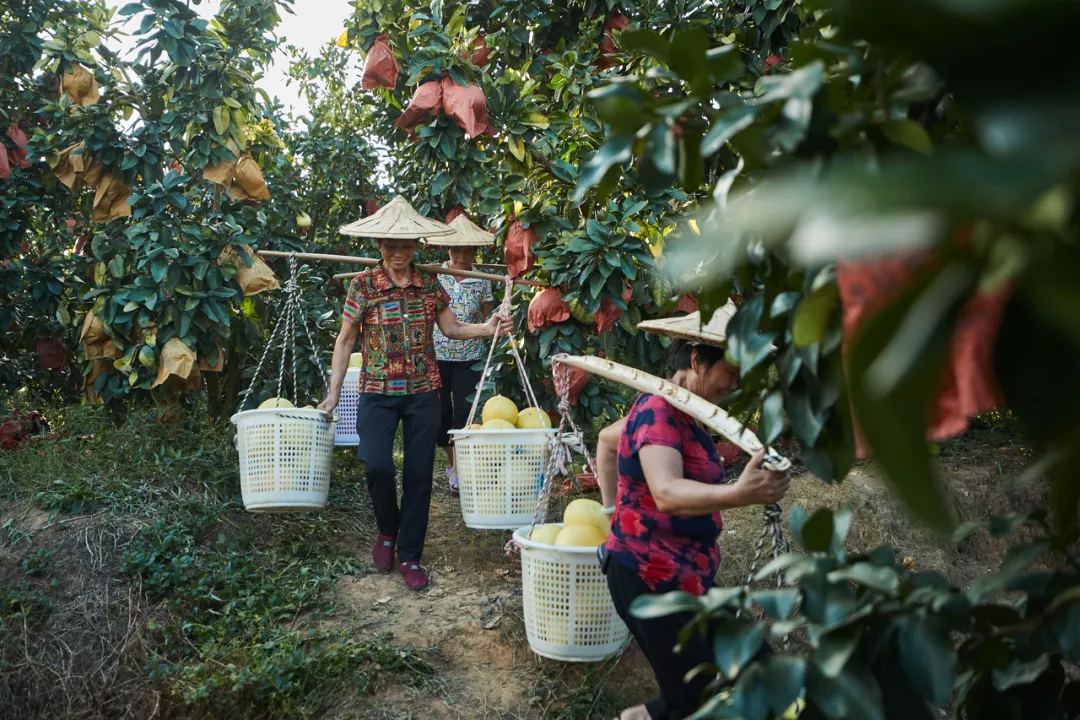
[
  {"xmin": 563, "ymin": 498, "xmax": 609, "ymax": 537},
  {"xmin": 482, "ymin": 395, "xmax": 518, "ymax": 426},
  {"xmin": 481, "ymin": 418, "xmax": 516, "ymax": 430},
  {"xmin": 348, "ymin": 352, "xmax": 363, "ymax": 368},
  {"xmin": 258, "ymin": 397, "xmax": 294, "ymax": 409},
  {"xmin": 554, "ymin": 524, "xmax": 607, "ymax": 547},
  {"xmin": 516, "ymin": 407, "xmax": 552, "ymax": 429},
  {"xmin": 529, "ymin": 524, "xmax": 562, "ymax": 544},
  {"xmin": 469, "ymin": 423, "xmax": 483, "ymax": 429}
]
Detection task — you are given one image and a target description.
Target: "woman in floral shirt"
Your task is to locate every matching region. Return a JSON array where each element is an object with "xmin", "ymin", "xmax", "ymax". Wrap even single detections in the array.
[
  {"xmin": 602, "ymin": 311, "xmax": 791, "ymax": 720},
  {"xmin": 432, "ymin": 247, "xmax": 495, "ymax": 492}
]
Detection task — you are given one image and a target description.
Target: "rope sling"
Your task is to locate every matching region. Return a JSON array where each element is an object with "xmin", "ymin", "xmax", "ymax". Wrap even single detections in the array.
[{"xmin": 237, "ymin": 252, "xmax": 333, "ymax": 422}]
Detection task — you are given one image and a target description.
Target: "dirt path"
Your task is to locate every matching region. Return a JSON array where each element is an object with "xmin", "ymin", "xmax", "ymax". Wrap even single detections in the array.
[{"xmin": 328, "ymin": 481, "xmax": 654, "ymax": 720}]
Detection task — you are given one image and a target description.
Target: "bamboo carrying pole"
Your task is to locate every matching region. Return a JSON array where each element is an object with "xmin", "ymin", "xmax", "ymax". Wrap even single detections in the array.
[{"xmin": 257, "ymin": 250, "xmax": 544, "ymax": 288}]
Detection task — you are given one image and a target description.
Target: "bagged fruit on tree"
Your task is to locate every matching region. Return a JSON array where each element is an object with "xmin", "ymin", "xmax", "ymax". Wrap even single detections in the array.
[
  {"xmin": 62, "ymin": 63, "xmax": 100, "ymax": 106},
  {"xmin": 595, "ymin": 284, "xmax": 632, "ymax": 333},
  {"xmin": 595, "ymin": 13, "xmax": 629, "ymax": 70},
  {"xmin": 80, "ymin": 310, "xmax": 121, "ymax": 360},
  {"xmin": 469, "ymin": 34, "xmax": 491, "ymax": 67},
  {"xmin": 394, "ymin": 81, "xmax": 443, "ymax": 136},
  {"xmin": 82, "ymin": 159, "xmax": 104, "ymax": 189},
  {"xmin": 482, "ymin": 395, "xmax": 519, "ymax": 425},
  {"xmin": 51, "ymin": 142, "xmax": 90, "ymax": 190},
  {"xmin": 445, "ymin": 206, "xmax": 466, "ymax": 224},
  {"xmin": 505, "ymin": 219, "xmax": 538, "ymax": 278},
  {"xmin": 231, "ymin": 154, "xmax": 270, "ymax": 201},
  {"xmin": 0, "ymin": 146, "xmax": 8, "ymax": 181},
  {"xmin": 441, "ymin": 78, "xmax": 489, "ymax": 139},
  {"xmin": 220, "ymin": 245, "xmax": 280, "ymax": 296},
  {"xmin": 151, "ymin": 338, "xmax": 197, "ymax": 389},
  {"xmin": 361, "ymin": 34, "xmax": 399, "ymax": 90},
  {"xmin": 6, "ymin": 124, "xmax": 30, "ymax": 169},
  {"xmin": 84, "ymin": 359, "xmax": 111, "ymax": 402},
  {"xmin": 527, "ymin": 287, "xmax": 570, "ymax": 332},
  {"xmin": 203, "ymin": 141, "xmax": 240, "ymax": 189},
  {"xmin": 91, "ymin": 172, "xmax": 132, "ymax": 223}
]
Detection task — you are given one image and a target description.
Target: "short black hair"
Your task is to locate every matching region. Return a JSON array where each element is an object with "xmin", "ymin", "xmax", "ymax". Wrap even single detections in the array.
[{"xmin": 672, "ymin": 341, "xmax": 727, "ymax": 371}]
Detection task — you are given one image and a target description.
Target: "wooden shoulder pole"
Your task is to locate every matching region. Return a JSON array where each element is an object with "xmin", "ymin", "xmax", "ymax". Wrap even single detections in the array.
[{"xmin": 257, "ymin": 250, "xmax": 545, "ymax": 288}]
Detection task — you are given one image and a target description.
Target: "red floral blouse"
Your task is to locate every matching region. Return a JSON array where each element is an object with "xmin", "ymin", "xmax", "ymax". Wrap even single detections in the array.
[
  {"xmin": 342, "ymin": 264, "xmax": 450, "ymax": 395},
  {"xmin": 606, "ymin": 394, "xmax": 725, "ymax": 596}
]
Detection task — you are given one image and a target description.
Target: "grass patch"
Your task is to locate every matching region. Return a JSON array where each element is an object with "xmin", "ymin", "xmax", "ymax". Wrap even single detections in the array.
[{"xmin": 0, "ymin": 401, "xmax": 434, "ymax": 719}]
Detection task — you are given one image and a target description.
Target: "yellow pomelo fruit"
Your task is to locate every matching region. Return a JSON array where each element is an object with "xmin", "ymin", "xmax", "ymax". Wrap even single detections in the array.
[
  {"xmin": 482, "ymin": 418, "xmax": 516, "ymax": 430},
  {"xmin": 302, "ymin": 405, "xmax": 315, "ymax": 409},
  {"xmin": 783, "ymin": 699, "xmax": 805, "ymax": 719},
  {"xmin": 482, "ymin": 395, "xmax": 519, "ymax": 426},
  {"xmin": 348, "ymin": 352, "xmax": 363, "ymax": 368},
  {"xmin": 563, "ymin": 498, "xmax": 609, "ymax": 536},
  {"xmin": 529, "ymin": 524, "xmax": 562, "ymax": 545},
  {"xmin": 516, "ymin": 407, "xmax": 552, "ymax": 429},
  {"xmin": 554, "ymin": 524, "xmax": 607, "ymax": 547},
  {"xmin": 258, "ymin": 397, "xmax": 294, "ymax": 409},
  {"xmin": 469, "ymin": 423, "xmax": 483, "ymax": 429}
]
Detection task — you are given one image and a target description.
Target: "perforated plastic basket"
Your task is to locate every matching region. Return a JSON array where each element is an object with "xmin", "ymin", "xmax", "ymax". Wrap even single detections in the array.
[
  {"xmin": 332, "ymin": 368, "xmax": 362, "ymax": 446},
  {"xmin": 448, "ymin": 428, "xmax": 556, "ymax": 529},
  {"xmin": 231, "ymin": 408, "xmax": 337, "ymax": 512},
  {"xmin": 512, "ymin": 525, "xmax": 630, "ymax": 662}
]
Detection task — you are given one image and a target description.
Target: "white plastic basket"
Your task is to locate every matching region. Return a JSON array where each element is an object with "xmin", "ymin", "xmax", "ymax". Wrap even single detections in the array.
[
  {"xmin": 448, "ymin": 428, "xmax": 557, "ymax": 530},
  {"xmin": 512, "ymin": 525, "xmax": 630, "ymax": 662},
  {"xmin": 332, "ymin": 368, "xmax": 362, "ymax": 446},
  {"xmin": 231, "ymin": 408, "xmax": 337, "ymax": 512}
]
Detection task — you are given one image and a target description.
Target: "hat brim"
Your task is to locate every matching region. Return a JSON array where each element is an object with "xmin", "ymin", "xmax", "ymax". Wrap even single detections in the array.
[{"xmin": 635, "ymin": 304, "xmax": 737, "ymax": 347}]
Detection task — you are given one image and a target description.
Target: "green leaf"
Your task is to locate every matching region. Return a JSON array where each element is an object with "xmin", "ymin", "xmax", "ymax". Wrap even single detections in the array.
[
  {"xmin": 630, "ymin": 591, "xmax": 704, "ymax": 620},
  {"xmin": 816, "ymin": 627, "xmax": 861, "ymax": 678},
  {"xmin": 431, "ymin": 171, "xmax": 452, "ymax": 195},
  {"xmin": 711, "ymin": 618, "xmax": 765, "ymax": 679},
  {"xmin": 213, "ymin": 106, "xmax": 230, "ymax": 135},
  {"xmin": 898, "ymin": 616, "xmax": 955, "ymax": 705},
  {"xmin": 108, "ymin": 255, "xmax": 125, "ymax": 278},
  {"xmin": 618, "ymin": 29, "xmax": 671, "ymax": 64},
  {"xmin": 801, "ymin": 508, "xmax": 837, "ymax": 553},
  {"xmin": 762, "ymin": 656, "xmax": 806, "ymax": 717},
  {"xmin": 573, "ymin": 136, "xmax": 634, "ymax": 202},
  {"xmin": 881, "ymin": 119, "xmax": 934, "ymax": 156},
  {"xmin": 792, "ymin": 284, "xmax": 838, "ymax": 348},
  {"xmin": 827, "ymin": 563, "xmax": 900, "ymax": 595},
  {"xmin": 752, "ymin": 589, "xmax": 799, "ymax": 619},
  {"xmin": 808, "ymin": 664, "xmax": 885, "ymax": 720},
  {"xmin": 702, "ymin": 106, "xmax": 756, "ymax": 156},
  {"xmin": 992, "ymin": 654, "xmax": 1050, "ymax": 692},
  {"xmin": 760, "ymin": 390, "xmax": 784, "ymax": 444}
]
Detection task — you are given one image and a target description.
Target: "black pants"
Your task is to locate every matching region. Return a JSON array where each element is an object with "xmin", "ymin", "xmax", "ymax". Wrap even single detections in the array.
[
  {"xmin": 605, "ymin": 558, "xmax": 713, "ymax": 719},
  {"xmin": 356, "ymin": 391, "xmax": 440, "ymax": 563},
  {"xmin": 436, "ymin": 360, "xmax": 482, "ymax": 448}
]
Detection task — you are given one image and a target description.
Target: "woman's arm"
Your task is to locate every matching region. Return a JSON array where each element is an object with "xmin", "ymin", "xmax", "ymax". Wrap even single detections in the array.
[
  {"xmin": 639, "ymin": 446, "xmax": 790, "ymax": 516},
  {"xmin": 436, "ymin": 306, "xmax": 511, "ymax": 340},
  {"xmin": 596, "ymin": 418, "xmax": 627, "ymax": 508},
  {"xmin": 318, "ymin": 321, "xmax": 360, "ymax": 416}
]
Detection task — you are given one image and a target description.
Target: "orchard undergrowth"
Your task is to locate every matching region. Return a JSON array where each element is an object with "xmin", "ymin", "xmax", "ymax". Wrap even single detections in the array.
[{"xmin": 0, "ymin": 400, "xmax": 433, "ymax": 718}]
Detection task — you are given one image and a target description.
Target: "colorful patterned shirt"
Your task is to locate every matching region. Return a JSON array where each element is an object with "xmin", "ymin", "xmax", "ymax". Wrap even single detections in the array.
[
  {"xmin": 433, "ymin": 266, "xmax": 495, "ymax": 362},
  {"xmin": 606, "ymin": 394, "xmax": 726, "ymax": 596},
  {"xmin": 342, "ymin": 264, "xmax": 451, "ymax": 395}
]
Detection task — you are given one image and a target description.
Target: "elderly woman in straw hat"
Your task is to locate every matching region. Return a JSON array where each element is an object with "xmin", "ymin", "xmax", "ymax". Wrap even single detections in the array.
[
  {"xmin": 596, "ymin": 306, "xmax": 791, "ymax": 720},
  {"xmin": 320, "ymin": 197, "xmax": 510, "ymax": 591},
  {"xmin": 426, "ymin": 215, "xmax": 498, "ymax": 493}
]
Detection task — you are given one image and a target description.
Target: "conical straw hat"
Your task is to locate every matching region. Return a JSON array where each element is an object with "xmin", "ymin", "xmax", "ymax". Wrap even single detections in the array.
[
  {"xmin": 636, "ymin": 301, "xmax": 737, "ymax": 347},
  {"xmin": 554, "ymin": 354, "xmax": 790, "ymax": 469},
  {"xmin": 339, "ymin": 195, "xmax": 454, "ymax": 239},
  {"xmin": 424, "ymin": 214, "xmax": 495, "ymax": 247}
]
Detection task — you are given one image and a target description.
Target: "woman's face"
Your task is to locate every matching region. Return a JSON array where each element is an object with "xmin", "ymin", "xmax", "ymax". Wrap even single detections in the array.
[
  {"xmin": 448, "ymin": 246, "xmax": 477, "ymax": 267},
  {"xmin": 379, "ymin": 238, "xmax": 417, "ymax": 273},
  {"xmin": 688, "ymin": 352, "xmax": 739, "ymax": 404}
]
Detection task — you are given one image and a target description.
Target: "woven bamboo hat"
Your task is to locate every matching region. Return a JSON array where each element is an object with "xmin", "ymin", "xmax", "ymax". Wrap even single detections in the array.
[
  {"xmin": 636, "ymin": 301, "xmax": 738, "ymax": 347},
  {"xmin": 423, "ymin": 214, "xmax": 496, "ymax": 247},
  {"xmin": 339, "ymin": 195, "xmax": 454, "ymax": 240}
]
